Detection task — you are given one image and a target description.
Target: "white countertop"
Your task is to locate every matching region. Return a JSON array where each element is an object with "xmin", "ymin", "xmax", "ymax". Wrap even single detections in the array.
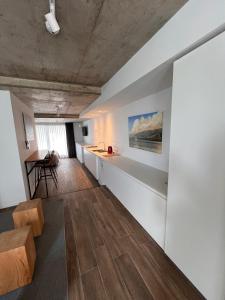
[
  {"xmin": 84, "ymin": 146, "xmax": 119, "ymax": 158},
  {"xmin": 83, "ymin": 146, "xmax": 168, "ymax": 199},
  {"xmin": 103, "ymin": 156, "xmax": 168, "ymax": 199}
]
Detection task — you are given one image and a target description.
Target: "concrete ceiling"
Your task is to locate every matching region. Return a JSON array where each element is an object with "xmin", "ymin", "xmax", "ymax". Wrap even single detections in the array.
[
  {"xmin": 11, "ymin": 87, "xmax": 99, "ymax": 115},
  {"xmin": 0, "ymin": 0, "xmax": 187, "ymax": 115},
  {"xmin": 35, "ymin": 118, "xmax": 82, "ymax": 123}
]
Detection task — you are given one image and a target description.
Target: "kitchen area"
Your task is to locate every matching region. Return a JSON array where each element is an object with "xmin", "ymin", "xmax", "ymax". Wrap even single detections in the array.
[
  {"xmin": 73, "ymin": 27, "xmax": 225, "ymax": 299},
  {"xmin": 75, "ymin": 141, "xmax": 168, "ymax": 249}
]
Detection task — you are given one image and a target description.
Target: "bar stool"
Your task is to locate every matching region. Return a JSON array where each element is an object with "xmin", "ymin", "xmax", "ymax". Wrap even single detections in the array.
[
  {"xmin": 34, "ymin": 156, "xmax": 58, "ymax": 197},
  {"xmin": 49, "ymin": 151, "xmax": 59, "ymax": 179},
  {"xmin": 40, "ymin": 157, "xmax": 57, "ymax": 187}
]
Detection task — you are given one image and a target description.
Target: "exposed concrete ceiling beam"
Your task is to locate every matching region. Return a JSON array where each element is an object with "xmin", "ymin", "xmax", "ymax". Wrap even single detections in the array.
[
  {"xmin": 34, "ymin": 113, "xmax": 79, "ymax": 119},
  {"xmin": 0, "ymin": 76, "xmax": 101, "ymax": 95}
]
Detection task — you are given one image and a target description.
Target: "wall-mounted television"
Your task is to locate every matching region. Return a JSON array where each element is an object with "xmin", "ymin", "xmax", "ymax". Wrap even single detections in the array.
[{"xmin": 82, "ymin": 126, "xmax": 88, "ymax": 136}]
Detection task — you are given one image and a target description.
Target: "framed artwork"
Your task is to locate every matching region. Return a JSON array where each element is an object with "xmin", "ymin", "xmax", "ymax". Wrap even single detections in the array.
[
  {"xmin": 23, "ymin": 113, "xmax": 34, "ymax": 149},
  {"xmin": 128, "ymin": 111, "xmax": 163, "ymax": 153}
]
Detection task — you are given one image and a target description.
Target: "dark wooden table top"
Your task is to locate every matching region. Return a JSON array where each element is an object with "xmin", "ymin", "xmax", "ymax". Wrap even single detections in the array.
[{"xmin": 25, "ymin": 150, "xmax": 49, "ymax": 163}]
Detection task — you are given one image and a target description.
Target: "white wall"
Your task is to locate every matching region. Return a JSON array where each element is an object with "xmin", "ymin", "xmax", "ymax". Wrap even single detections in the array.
[
  {"xmin": 165, "ymin": 32, "xmax": 225, "ymax": 300},
  {"xmin": 84, "ymin": 88, "xmax": 171, "ymax": 171},
  {"xmin": 0, "ymin": 91, "xmax": 27, "ymax": 208},
  {"xmin": 11, "ymin": 94, "xmax": 38, "ymax": 198}
]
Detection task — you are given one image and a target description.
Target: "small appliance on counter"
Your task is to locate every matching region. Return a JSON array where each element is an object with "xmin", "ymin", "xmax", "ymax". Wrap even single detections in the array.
[{"xmin": 107, "ymin": 146, "xmax": 113, "ymax": 154}]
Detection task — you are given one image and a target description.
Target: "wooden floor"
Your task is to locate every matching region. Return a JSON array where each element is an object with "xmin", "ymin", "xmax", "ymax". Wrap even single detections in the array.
[
  {"xmin": 44, "ymin": 158, "xmax": 204, "ymax": 300},
  {"xmin": 35, "ymin": 158, "xmax": 98, "ymax": 198}
]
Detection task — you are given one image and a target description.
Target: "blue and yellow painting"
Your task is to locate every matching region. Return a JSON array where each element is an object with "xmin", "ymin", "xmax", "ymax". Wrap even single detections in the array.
[{"xmin": 128, "ymin": 112, "xmax": 163, "ymax": 153}]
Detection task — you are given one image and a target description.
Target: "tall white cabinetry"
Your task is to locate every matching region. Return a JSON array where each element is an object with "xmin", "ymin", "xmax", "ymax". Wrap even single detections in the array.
[
  {"xmin": 165, "ymin": 32, "xmax": 225, "ymax": 300},
  {"xmin": 76, "ymin": 143, "xmax": 84, "ymax": 163}
]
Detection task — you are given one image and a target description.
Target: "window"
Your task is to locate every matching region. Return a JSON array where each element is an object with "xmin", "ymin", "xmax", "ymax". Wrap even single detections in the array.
[{"xmin": 36, "ymin": 124, "xmax": 68, "ymax": 158}]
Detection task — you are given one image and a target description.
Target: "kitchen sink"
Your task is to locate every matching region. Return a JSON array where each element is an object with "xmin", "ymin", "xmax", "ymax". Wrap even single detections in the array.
[
  {"xmin": 92, "ymin": 149, "xmax": 107, "ymax": 153},
  {"xmin": 86, "ymin": 145, "xmax": 98, "ymax": 148}
]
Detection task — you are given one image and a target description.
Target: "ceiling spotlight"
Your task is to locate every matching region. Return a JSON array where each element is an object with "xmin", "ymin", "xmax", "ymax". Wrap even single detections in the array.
[
  {"xmin": 45, "ymin": 0, "xmax": 60, "ymax": 35},
  {"xmin": 56, "ymin": 105, "xmax": 60, "ymax": 117}
]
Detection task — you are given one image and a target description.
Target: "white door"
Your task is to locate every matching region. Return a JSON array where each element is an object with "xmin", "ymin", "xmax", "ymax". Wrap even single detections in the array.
[{"xmin": 165, "ymin": 32, "xmax": 225, "ymax": 300}]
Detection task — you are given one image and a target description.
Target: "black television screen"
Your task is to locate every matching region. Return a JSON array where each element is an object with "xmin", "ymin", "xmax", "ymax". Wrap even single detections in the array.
[{"xmin": 82, "ymin": 126, "xmax": 88, "ymax": 136}]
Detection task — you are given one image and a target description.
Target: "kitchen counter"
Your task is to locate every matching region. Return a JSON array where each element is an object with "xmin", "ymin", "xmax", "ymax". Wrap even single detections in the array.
[
  {"xmin": 84, "ymin": 146, "xmax": 168, "ymax": 199},
  {"xmin": 103, "ymin": 156, "xmax": 168, "ymax": 199},
  {"xmin": 84, "ymin": 147, "xmax": 119, "ymax": 158}
]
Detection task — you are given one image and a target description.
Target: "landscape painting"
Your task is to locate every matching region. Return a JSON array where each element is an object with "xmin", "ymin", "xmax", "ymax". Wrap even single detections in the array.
[{"xmin": 128, "ymin": 112, "xmax": 163, "ymax": 153}]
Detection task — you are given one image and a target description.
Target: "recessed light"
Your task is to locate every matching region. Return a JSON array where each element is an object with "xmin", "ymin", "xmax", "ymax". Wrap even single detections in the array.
[{"xmin": 97, "ymin": 110, "xmax": 107, "ymax": 113}]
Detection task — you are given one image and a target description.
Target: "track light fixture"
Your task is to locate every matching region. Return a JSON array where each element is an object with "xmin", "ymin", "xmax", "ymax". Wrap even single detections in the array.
[{"xmin": 45, "ymin": 0, "xmax": 60, "ymax": 35}]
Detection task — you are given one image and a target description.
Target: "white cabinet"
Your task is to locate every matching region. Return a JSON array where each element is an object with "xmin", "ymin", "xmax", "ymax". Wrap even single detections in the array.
[
  {"xmin": 99, "ymin": 159, "xmax": 167, "ymax": 249},
  {"xmin": 83, "ymin": 148, "xmax": 98, "ymax": 179},
  {"xmin": 165, "ymin": 32, "xmax": 225, "ymax": 300},
  {"xmin": 76, "ymin": 143, "xmax": 84, "ymax": 163}
]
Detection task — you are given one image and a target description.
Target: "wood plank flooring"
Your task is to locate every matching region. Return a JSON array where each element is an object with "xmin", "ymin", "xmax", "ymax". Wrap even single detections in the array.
[
  {"xmin": 35, "ymin": 158, "xmax": 98, "ymax": 198},
  {"xmin": 62, "ymin": 187, "xmax": 205, "ymax": 300},
  {"xmin": 45, "ymin": 158, "xmax": 205, "ymax": 300}
]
